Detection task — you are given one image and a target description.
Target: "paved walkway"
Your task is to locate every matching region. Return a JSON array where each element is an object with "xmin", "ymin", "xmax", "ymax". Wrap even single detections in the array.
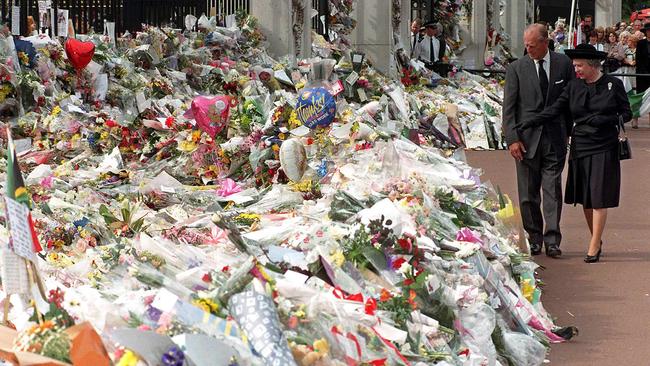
[{"xmin": 466, "ymin": 123, "xmax": 650, "ymax": 365}]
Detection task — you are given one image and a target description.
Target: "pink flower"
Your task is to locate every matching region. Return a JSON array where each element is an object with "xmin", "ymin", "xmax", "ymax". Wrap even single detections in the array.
[
  {"xmin": 216, "ymin": 178, "xmax": 242, "ymax": 197},
  {"xmin": 73, "ymin": 238, "xmax": 88, "ymax": 254},
  {"xmin": 40, "ymin": 175, "xmax": 54, "ymax": 189},
  {"xmin": 456, "ymin": 228, "xmax": 483, "ymax": 244},
  {"xmin": 157, "ymin": 312, "xmax": 173, "ymax": 327}
]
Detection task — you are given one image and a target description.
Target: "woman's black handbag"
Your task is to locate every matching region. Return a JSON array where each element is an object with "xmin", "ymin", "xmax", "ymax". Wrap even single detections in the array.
[{"xmin": 618, "ymin": 115, "xmax": 632, "ymax": 160}]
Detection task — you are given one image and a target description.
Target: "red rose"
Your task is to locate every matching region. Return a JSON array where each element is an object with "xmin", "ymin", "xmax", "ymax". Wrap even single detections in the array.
[
  {"xmin": 392, "ymin": 257, "xmax": 406, "ymax": 270},
  {"xmin": 202, "ymin": 273, "xmax": 212, "ymax": 283}
]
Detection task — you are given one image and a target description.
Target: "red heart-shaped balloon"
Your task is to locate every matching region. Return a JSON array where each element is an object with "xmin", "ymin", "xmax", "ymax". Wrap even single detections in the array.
[{"xmin": 64, "ymin": 38, "xmax": 95, "ymax": 70}]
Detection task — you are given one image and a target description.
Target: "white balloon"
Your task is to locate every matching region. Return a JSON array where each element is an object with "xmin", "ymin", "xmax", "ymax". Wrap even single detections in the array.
[{"xmin": 279, "ymin": 138, "xmax": 307, "ymax": 182}]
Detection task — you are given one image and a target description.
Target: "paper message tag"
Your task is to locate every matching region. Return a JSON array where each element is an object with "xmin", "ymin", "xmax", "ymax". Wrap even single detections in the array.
[
  {"xmin": 4, "ymin": 197, "xmax": 36, "ymax": 262},
  {"xmin": 330, "ymin": 80, "xmax": 345, "ymax": 96},
  {"xmin": 346, "ymin": 71, "xmax": 359, "ymax": 85},
  {"xmin": 357, "ymin": 88, "xmax": 368, "ymax": 102},
  {"xmin": 11, "ymin": 6, "xmax": 20, "ymax": 35},
  {"xmin": 1, "ymin": 249, "xmax": 30, "ymax": 294}
]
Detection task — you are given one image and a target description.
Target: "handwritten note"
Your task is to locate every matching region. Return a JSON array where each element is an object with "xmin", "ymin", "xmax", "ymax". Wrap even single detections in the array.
[
  {"xmin": 1, "ymin": 249, "xmax": 30, "ymax": 294},
  {"xmin": 11, "ymin": 6, "xmax": 20, "ymax": 35},
  {"xmin": 4, "ymin": 197, "xmax": 36, "ymax": 262}
]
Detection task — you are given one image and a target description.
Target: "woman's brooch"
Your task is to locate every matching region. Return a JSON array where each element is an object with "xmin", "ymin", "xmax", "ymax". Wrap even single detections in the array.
[{"xmin": 608, "ymin": 82, "xmax": 612, "ymax": 91}]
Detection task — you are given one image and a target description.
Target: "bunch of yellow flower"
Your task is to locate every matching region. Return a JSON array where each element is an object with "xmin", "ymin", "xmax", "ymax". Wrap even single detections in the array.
[
  {"xmin": 192, "ymin": 298, "xmax": 220, "ymax": 315},
  {"xmin": 288, "ymin": 110, "xmax": 302, "ymax": 129}
]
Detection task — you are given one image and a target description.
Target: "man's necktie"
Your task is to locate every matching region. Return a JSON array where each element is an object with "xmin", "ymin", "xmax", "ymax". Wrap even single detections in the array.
[
  {"xmin": 430, "ymin": 37, "xmax": 435, "ymax": 63},
  {"xmin": 538, "ymin": 59, "xmax": 549, "ymax": 105}
]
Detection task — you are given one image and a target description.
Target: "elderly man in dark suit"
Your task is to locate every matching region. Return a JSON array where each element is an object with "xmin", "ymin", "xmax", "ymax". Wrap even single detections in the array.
[
  {"xmin": 502, "ymin": 24, "xmax": 575, "ymax": 257},
  {"xmin": 635, "ymin": 23, "xmax": 650, "ymax": 127}
]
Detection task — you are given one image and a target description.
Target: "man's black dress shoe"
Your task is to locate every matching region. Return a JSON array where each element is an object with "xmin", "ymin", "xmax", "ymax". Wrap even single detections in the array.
[
  {"xmin": 530, "ymin": 243, "xmax": 542, "ymax": 256},
  {"xmin": 546, "ymin": 245, "xmax": 562, "ymax": 258}
]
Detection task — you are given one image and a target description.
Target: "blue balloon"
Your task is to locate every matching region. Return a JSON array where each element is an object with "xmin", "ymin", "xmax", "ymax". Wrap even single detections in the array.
[{"xmin": 294, "ymin": 87, "xmax": 336, "ymax": 129}]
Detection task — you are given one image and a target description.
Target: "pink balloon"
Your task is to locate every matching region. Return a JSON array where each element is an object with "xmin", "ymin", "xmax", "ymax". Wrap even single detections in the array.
[{"xmin": 184, "ymin": 96, "xmax": 231, "ymax": 137}]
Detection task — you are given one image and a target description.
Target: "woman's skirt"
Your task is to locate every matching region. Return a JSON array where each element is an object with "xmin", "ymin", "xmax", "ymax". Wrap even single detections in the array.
[{"xmin": 565, "ymin": 149, "xmax": 621, "ymax": 209}]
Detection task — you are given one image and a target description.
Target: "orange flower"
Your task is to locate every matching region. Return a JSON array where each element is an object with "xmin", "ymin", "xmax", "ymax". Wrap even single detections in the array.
[
  {"xmin": 379, "ymin": 288, "xmax": 392, "ymax": 302},
  {"xmin": 408, "ymin": 289, "xmax": 418, "ymax": 309}
]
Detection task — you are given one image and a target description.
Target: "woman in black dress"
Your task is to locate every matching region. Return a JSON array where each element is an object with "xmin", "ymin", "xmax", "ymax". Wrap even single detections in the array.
[{"xmin": 521, "ymin": 44, "xmax": 632, "ymax": 263}]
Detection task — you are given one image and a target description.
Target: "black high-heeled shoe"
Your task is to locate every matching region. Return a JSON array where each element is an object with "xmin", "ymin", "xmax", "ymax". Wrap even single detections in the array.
[
  {"xmin": 584, "ymin": 241, "xmax": 603, "ymax": 263},
  {"xmin": 584, "ymin": 248, "xmax": 601, "ymax": 263}
]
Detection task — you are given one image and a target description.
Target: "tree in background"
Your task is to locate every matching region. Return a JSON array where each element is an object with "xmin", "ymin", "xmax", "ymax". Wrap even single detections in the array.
[{"xmin": 623, "ymin": 0, "xmax": 649, "ymax": 19}]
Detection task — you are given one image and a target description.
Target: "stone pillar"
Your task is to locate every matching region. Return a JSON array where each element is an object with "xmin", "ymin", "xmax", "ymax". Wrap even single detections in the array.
[
  {"xmin": 504, "ymin": 0, "xmax": 527, "ymax": 58},
  {"xmin": 595, "ymin": 0, "xmax": 622, "ymax": 28},
  {"xmin": 250, "ymin": 0, "xmax": 294, "ymax": 59},
  {"xmin": 300, "ymin": 0, "xmax": 312, "ymax": 59},
  {"xmin": 464, "ymin": 0, "xmax": 487, "ymax": 68},
  {"xmin": 400, "ymin": 0, "xmax": 411, "ymax": 56},
  {"xmin": 350, "ymin": 0, "xmax": 393, "ymax": 75}
]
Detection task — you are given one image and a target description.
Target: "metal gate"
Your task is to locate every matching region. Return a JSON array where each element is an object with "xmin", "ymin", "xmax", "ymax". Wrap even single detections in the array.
[
  {"xmin": 123, "ymin": 0, "xmax": 206, "ymax": 31},
  {"xmin": 1, "ymin": 0, "xmax": 214, "ymax": 36},
  {"xmin": 311, "ymin": 0, "xmax": 327, "ymax": 37},
  {"xmin": 205, "ymin": 0, "xmax": 249, "ymax": 25}
]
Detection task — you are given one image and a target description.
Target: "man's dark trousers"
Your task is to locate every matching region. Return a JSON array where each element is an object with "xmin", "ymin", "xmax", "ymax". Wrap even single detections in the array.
[{"xmin": 515, "ymin": 130, "xmax": 564, "ymax": 249}]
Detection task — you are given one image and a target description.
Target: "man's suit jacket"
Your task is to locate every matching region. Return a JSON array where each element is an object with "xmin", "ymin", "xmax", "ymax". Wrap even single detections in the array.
[
  {"xmin": 502, "ymin": 52, "xmax": 575, "ymax": 159},
  {"xmin": 635, "ymin": 38, "xmax": 650, "ymax": 93},
  {"xmin": 410, "ymin": 32, "xmax": 423, "ymax": 57},
  {"xmin": 438, "ymin": 36, "xmax": 446, "ymax": 61}
]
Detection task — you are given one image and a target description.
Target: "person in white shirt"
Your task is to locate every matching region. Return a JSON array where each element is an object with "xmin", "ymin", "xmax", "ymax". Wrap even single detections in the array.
[{"xmin": 414, "ymin": 21, "xmax": 445, "ymax": 64}]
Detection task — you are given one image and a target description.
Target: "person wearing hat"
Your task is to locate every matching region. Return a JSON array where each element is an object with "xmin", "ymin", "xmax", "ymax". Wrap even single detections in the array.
[
  {"xmin": 503, "ymin": 23, "xmax": 574, "ymax": 258},
  {"xmin": 413, "ymin": 21, "xmax": 446, "ymax": 68},
  {"xmin": 520, "ymin": 43, "xmax": 632, "ymax": 263}
]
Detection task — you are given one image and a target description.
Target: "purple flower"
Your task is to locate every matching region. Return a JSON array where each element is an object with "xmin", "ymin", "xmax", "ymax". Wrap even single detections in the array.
[
  {"xmin": 145, "ymin": 305, "xmax": 162, "ymax": 322},
  {"xmin": 161, "ymin": 346, "xmax": 185, "ymax": 366}
]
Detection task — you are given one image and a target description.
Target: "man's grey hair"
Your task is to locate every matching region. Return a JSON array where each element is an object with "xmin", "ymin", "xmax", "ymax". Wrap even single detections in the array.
[{"xmin": 525, "ymin": 23, "xmax": 549, "ymax": 40}]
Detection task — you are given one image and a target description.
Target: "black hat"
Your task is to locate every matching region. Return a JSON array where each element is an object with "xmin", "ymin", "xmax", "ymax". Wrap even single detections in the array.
[
  {"xmin": 564, "ymin": 43, "xmax": 607, "ymax": 60},
  {"xmin": 423, "ymin": 21, "xmax": 436, "ymax": 29},
  {"xmin": 642, "ymin": 23, "xmax": 650, "ymax": 32}
]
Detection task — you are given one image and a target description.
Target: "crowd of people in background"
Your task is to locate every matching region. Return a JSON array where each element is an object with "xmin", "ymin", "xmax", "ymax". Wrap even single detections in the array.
[{"xmin": 549, "ymin": 15, "xmax": 650, "ymax": 128}]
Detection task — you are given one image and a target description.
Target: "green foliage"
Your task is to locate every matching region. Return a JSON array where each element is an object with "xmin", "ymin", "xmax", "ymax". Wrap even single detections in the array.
[
  {"xmin": 434, "ymin": 189, "xmax": 482, "ymax": 228},
  {"xmin": 99, "ymin": 200, "xmax": 148, "ymax": 235},
  {"xmin": 341, "ymin": 225, "xmax": 373, "ymax": 269},
  {"xmin": 623, "ymin": 0, "xmax": 648, "ymax": 19}
]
